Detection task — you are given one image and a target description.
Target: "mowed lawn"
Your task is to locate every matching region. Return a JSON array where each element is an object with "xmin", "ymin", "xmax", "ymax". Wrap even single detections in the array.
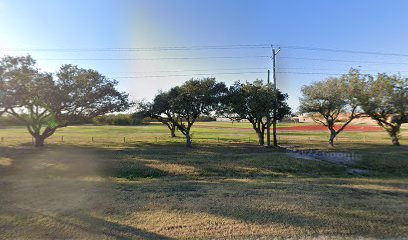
[{"xmin": 0, "ymin": 122, "xmax": 407, "ymax": 239}]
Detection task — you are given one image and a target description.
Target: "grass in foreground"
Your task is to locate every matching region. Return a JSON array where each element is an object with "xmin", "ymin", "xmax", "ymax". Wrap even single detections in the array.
[{"xmin": 0, "ymin": 123, "xmax": 407, "ymax": 239}]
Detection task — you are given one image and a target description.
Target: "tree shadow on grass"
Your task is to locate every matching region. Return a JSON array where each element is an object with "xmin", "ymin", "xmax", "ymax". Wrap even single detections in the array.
[
  {"xmin": 3, "ymin": 207, "xmax": 173, "ymax": 240},
  {"xmin": 106, "ymin": 142, "xmax": 347, "ymax": 178},
  {"xmin": 0, "ymin": 144, "xmax": 168, "ymax": 180},
  {"xmin": 127, "ymin": 178, "xmax": 408, "ymax": 237},
  {"xmin": 1, "ymin": 141, "xmax": 407, "ymax": 180},
  {"xmin": 190, "ymin": 194, "xmax": 328, "ymax": 228},
  {"xmin": 0, "ymin": 145, "xmax": 40, "ymax": 175},
  {"xmin": 1, "ymin": 143, "xmax": 407, "ymax": 238},
  {"xmin": 117, "ymin": 142, "xmax": 408, "ymax": 178}
]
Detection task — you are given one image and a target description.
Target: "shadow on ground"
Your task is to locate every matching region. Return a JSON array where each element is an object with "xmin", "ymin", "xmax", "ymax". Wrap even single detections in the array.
[{"xmin": 0, "ymin": 143, "xmax": 407, "ymax": 239}]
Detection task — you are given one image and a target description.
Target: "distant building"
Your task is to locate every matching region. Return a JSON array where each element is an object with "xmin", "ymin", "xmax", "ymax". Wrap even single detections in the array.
[
  {"xmin": 291, "ymin": 114, "xmax": 314, "ymax": 123},
  {"xmin": 216, "ymin": 117, "xmax": 249, "ymax": 122},
  {"xmin": 217, "ymin": 113, "xmax": 377, "ymax": 124},
  {"xmin": 291, "ymin": 113, "xmax": 377, "ymax": 124}
]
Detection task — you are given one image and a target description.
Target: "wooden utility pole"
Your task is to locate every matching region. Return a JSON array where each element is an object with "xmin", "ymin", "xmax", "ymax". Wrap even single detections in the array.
[
  {"xmin": 266, "ymin": 69, "xmax": 271, "ymax": 146},
  {"xmin": 272, "ymin": 46, "xmax": 280, "ymax": 147}
]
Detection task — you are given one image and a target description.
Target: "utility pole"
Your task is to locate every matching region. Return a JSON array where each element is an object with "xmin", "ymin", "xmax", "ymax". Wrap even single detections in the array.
[
  {"xmin": 266, "ymin": 69, "xmax": 271, "ymax": 146},
  {"xmin": 272, "ymin": 46, "xmax": 280, "ymax": 147}
]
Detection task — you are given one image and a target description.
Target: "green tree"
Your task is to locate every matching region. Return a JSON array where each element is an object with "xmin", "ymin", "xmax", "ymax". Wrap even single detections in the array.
[
  {"xmin": 170, "ymin": 77, "xmax": 227, "ymax": 147},
  {"xmin": 299, "ymin": 70, "xmax": 363, "ymax": 146},
  {"xmin": 131, "ymin": 111, "xmax": 147, "ymax": 125},
  {"xmin": 140, "ymin": 92, "xmax": 180, "ymax": 137},
  {"xmin": 225, "ymin": 80, "xmax": 291, "ymax": 146},
  {"xmin": 0, "ymin": 73, "xmax": 5, "ymax": 116},
  {"xmin": 0, "ymin": 56, "xmax": 130, "ymax": 146},
  {"xmin": 0, "ymin": 84, "xmax": 7, "ymax": 116},
  {"xmin": 358, "ymin": 73, "xmax": 408, "ymax": 146}
]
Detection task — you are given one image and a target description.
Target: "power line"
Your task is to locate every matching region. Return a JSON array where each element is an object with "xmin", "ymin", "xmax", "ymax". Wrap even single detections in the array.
[
  {"xmin": 32, "ymin": 55, "xmax": 408, "ymax": 65},
  {"xmin": 37, "ymin": 55, "xmax": 270, "ymax": 61},
  {"xmin": 3, "ymin": 43, "xmax": 408, "ymax": 58},
  {"xmin": 115, "ymin": 71, "xmax": 266, "ymax": 79},
  {"xmin": 28, "ymin": 53, "xmax": 408, "ymax": 65},
  {"xmin": 277, "ymin": 70, "xmax": 408, "ymax": 76},
  {"xmin": 280, "ymin": 44, "xmax": 408, "ymax": 57},
  {"xmin": 279, "ymin": 67, "xmax": 408, "ymax": 73},
  {"xmin": 117, "ymin": 67, "xmax": 268, "ymax": 74},
  {"xmin": 111, "ymin": 66, "xmax": 408, "ymax": 74},
  {"xmin": 280, "ymin": 56, "xmax": 408, "ymax": 65},
  {"xmin": 113, "ymin": 71, "xmax": 336, "ymax": 79},
  {"xmin": 0, "ymin": 44, "xmax": 270, "ymax": 52},
  {"xmin": 113, "ymin": 70, "xmax": 408, "ymax": 79},
  {"xmin": 277, "ymin": 71, "xmax": 344, "ymax": 76},
  {"xmin": 98, "ymin": 63, "xmax": 408, "ymax": 76}
]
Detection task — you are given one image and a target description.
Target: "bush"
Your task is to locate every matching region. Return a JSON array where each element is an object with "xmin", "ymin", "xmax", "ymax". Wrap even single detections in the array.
[
  {"xmin": 92, "ymin": 113, "xmax": 215, "ymax": 126},
  {"xmin": 92, "ymin": 112, "xmax": 151, "ymax": 126},
  {"xmin": 130, "ymin": 112, "xmax": 146, "ymax": 125},
  {"xmin": 0, "ymin": 114, "xmax": 26, "ymax": 126},
  {"xmin": 196, "ymin": 116, "xmax": 216, "ymax": 122},
  {"xmin": 93, "ymin": 114, "xmax": 132, "ymax": 125}
]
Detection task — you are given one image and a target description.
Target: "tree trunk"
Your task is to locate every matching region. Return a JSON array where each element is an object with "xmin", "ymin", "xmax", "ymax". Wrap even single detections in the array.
[
  {"xmin": 257, "ymin": 131, "xmax": 264, "ymax": 146},
  {"xmin": 185, "ymin": 129, "xmax": 192, "ymax": 147},
  {"xmin": 272, "ymin": 118, "xmax": 277, "ymax": 147},
  {"xmin": 389, "ymin": 130, "xmax": 400, "ymax": 146},
  {"xmin": 35, "ymin": 136, "xmax": 45, "ymax": 147},
  {"xmin": 170, "ymin": 124, "xmax": 177, "ymax": 138},
  {"xmin": 266, "ymin": 116, "xmax": 271, "ymax": 146},
  {"xmin": 329, "ymin": 130, "xmax": 336, "ymax": 147}
]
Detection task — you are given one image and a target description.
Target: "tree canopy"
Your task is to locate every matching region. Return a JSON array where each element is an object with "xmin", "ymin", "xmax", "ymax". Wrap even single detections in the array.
[
  {"xmin": 140, "ymin": 91, "xmax": 180, "ymax": 137},
  {"xmin": 225, "ymin": 80, "xmax": 291, "ymax": 146},
  {"xmin": 299, "ymin": 69, "xmax": 363, "ymax": 146},
  {"xmin": 357, "ymin": 73, "xmax": 408, "ymax": 145},
  {"xmin": 0, "ymin": 73, "xmax": 5, "ymax": 116},
  {"xmin": 169, "ymin": 77, "xmax": 227, "ymax": 147},
  {"xmin": 0, "ymin": 55, "xmax": 130, "ymax": 146}
]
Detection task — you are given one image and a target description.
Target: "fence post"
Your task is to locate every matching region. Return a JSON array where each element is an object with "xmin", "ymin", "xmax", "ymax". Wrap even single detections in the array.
[
  {"xmin": 91, "ymin": 137, "xmax": 94, "ymax": 143},
  {"xmin": 123, "ymin": 137, "xmax": 126, "ymax": 143},
  {"xmin": 61, "ymin": 136, "xmax": 64, "ymax": 143}
]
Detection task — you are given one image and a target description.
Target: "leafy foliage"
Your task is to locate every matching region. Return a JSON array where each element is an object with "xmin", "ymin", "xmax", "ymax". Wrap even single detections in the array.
[
  {"xmin": 357, "ymin": 73, "xmax": 408, "ymax": 145},
  {"xmin": 92, "ymin": 114, "xmax": 145, "ymax": 126},
  {"xmin": 140, "ymin": 91, "xmax": 181, "ymax": 137},
  {"xmin": 0, "ymin": 55, "xmax": 130, "ymax": 146},
  {"xmin": 299, "ymin": 69, "xmax": 363, "ymax": 146},
  {"xmin": 169, "ymin": 78, "xmax": 227, "ymax": 147},
  {"xmin": 141, "ymin": 78, "xmax": 227, "ymax": 146},
  {"xmin": 224, "ymin": 80, "xmax": 291, "ymax": 145}
]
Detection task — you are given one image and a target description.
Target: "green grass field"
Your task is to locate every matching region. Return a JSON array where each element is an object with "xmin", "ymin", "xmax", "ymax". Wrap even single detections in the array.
[{"xmin": 0, "ymin": 122, "xmax": 407, "ymax": 239}]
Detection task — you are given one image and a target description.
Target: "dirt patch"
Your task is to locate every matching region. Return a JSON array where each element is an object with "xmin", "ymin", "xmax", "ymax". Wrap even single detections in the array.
[
  {"xmin": 285, "ymin": 148, "xmax": 368, "ymax": 175},
  {"xmin": 286, "ymin": 149, "xmax": 360, "ymax": 164}
]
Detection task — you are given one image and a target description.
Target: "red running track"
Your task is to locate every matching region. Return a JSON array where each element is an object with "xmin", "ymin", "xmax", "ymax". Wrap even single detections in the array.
[{"xmin": 278, "ymin": 125, "xmax": 382, "ymax": 132}]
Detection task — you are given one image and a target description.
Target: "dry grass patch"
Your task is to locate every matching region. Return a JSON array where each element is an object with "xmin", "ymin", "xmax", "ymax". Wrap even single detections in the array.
[
  {"xmin": 0, "ymin": 157, "xmax": 13, "ymax": 166},
  {"xmin": 0, "ymin": 124, "xmax": 407, "ymax": 239},
  {"xmin": 140, "ymin": 159, "xmax": 201, "ymax": 176}
]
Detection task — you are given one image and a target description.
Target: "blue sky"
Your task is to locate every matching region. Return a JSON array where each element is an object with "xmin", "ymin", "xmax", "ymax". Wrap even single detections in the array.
[{"xmin": 2, "ymin": 0, "xmax": 408, "ymax": 111}]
